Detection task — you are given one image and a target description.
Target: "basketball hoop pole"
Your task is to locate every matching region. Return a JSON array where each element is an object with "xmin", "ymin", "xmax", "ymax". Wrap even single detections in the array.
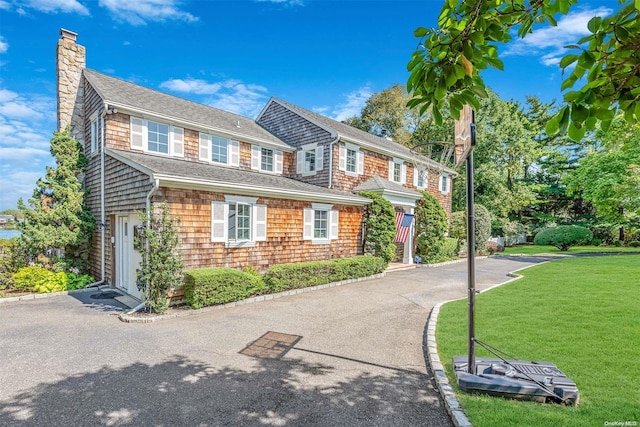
[{"xmin": 466, "ymin": 118, "xmax": 477, "ymax": 375}]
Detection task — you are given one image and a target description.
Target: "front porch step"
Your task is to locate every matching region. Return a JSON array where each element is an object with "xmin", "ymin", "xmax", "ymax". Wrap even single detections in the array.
[{"xmin": 386, "ymin": 263, "xmax": 417, "ymax": 272}]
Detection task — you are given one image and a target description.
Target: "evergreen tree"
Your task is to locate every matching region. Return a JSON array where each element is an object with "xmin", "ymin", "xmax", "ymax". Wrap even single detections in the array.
[
  {"xmin": 360, "ymin": 191, "xmax": 397, "ymax": 265},
  {"xmin": 17, "ymin": 127, "xmax": 95, "ymax": 271}
]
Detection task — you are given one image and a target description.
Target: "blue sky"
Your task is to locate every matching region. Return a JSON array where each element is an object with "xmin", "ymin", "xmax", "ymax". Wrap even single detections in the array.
[{"xmin": 0, "ymin": 0, "xmax": 620, "ymax": 211}]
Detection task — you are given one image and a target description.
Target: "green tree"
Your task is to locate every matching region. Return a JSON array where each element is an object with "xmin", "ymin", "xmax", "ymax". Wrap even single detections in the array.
[
  {"xmin": 407, "ymin": 0, "xmax": 640, "ymax": 138},
  {"xmin": 564, "ymin": 118, "xmax": 640, "ymax": 240},
  {"xmin": 135, "ymin": 203, "xmax": 184, "ymax": 313},
  {"xmin": 343, "ymin": 84, "xmax": 420, "ymax": 147},
  {"xmin": 360, "ymin": 191, "xmax": 397, "ymax": 265},
  {"xmin": 17, "ymin": 127, "xmax": 95, "ymax": 271}
]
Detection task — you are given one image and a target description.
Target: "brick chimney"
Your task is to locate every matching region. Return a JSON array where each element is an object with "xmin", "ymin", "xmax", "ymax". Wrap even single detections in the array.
[{"xmin": 56, "ymin": 28, "xmax": 85, "ymax": 144}]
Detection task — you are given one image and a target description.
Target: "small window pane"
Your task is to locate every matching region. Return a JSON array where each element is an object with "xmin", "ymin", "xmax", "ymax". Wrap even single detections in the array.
[
  {"xmin": 228, "ymin": 203, "xmax": 237, "ymax": 240},
  {"xmin": 305, "ymin": 150, "xmax": 316, "ymax": 172},
  {"xmin": 393, "ymin": 162, "xmax": 401, "ymax": 182},
  {"xmin": 314, "ymin": 210, "xmax": 328, "ymax": 239},
  {"xmin": 212, "ymin": 136, "xmax": 228, "ymax": 164},
  {"xmin": 148, "ymin": 121, "xmax": 169, "ymax": 154},
  {"xmin": 261, "ymin": 148, "xmax": 274, "ymax": 172},
  {"xmin": 346, "ymin": 149, "xmax": 357, "ymax": 173}
]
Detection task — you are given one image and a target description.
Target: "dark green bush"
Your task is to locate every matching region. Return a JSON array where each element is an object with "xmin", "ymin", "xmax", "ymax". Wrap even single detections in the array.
[
  {"xmin": 534, "ymin": 225, "xmax": 593, "ymax": 251},
  {"xmin": 263, "ymin": 255, "xmax": 385, "ymax": 293},
  {"xmin": 629, "ymin": 241, "xmax": 640, "ymax": 247},
  {"xmin": 613, "ymin": 239, "xmax": 624, "ymax": 247},
  {"xmin": 590, "ymin": 238, "xmax": 602, "ymax": 246},
  {"xmin": 184, "ymin": 267, "xmax": 267, "ymax": 309}
]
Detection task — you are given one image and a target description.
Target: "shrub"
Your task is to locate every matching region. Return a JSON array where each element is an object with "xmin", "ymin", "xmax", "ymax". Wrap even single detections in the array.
[
  {"xmin": 135, "ymin": 203, "xmax": 184, "ymax": 313},
  {"xmin": 449, "ymin": 211, "xmax": 466, "ymax": 240},
  {"xmin": 590, "ymin": 238, "xmax": 602, "ymax": 246},
  {"xmin": 446, "ymin": 204, "xmax": 492, "ymax": 254},
  {"xmin": 65, "ymin": 273, "xmax": 95, "ymax": 290},
  {"xmin": 12, "ymin": 266, "xmax": 67, "ymax": 293},
  {"xmin": 415, "ymin": 192, "xmax": 449, "ymax": 262},
  {"xmin": 360, "ymin": 191, "xmax": 397, "ymax": 265},
  {"xmin": 534, "ymin": 225, "xmax": 593, "ymax": 251},
  {"xmin": 613, "ymin": 239, "xmax": 624, "ymax": 247},
  {"xmin": 0, "ymin": 238, "xmax": 26, "ymax": 289},
  {"xmin": 264, "ymin": 256, "xmax": 385, "ymax": 293},
  {"xmin": 629, "ymin": 241, "xmax": 640, "ymax": 247},
  {"xmin": 184, "ymin": 267, "xmax": 266, "ymax": 309}
]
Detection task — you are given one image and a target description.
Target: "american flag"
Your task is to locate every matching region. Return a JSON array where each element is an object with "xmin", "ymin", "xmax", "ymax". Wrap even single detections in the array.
[{"xmin": 394, "ymin": 212, "xmax": 414, "ymax": 243}]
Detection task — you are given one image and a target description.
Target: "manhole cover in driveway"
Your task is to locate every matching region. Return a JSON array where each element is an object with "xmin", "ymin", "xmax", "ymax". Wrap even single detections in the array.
[
  {"xmin": 90, "ymin": 291, "xmax": 121, "ymax": 299},
  {"xmin": 240, "ymin": 331, "xmax": 302, "ymax": 360}
]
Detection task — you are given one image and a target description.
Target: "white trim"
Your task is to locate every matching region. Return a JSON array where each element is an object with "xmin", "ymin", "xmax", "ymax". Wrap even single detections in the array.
[
  {"xmin": 225, "ymin": 195, "xmax": 258, "ymax": 204},
  {"xmin": 439, "ymin": 174, "xmax": 450, "ymax": 194},
  {"xmin": 105, "ymin": 149, "xmax": 372, "ymax": 206},
  {"xmin": 105, "ymin": 102, "xmax": 294, "ymax": 152}
]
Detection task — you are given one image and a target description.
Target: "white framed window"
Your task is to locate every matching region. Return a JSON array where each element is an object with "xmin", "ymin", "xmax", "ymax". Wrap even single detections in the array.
[
  {"xmin": 297, "ymin": 144, "xmax": 324, "ymax": 175},
  {"xmin": 251, "ymin": 145, "xmax": 283, "ymax": 174},
  {"xmin": 211, "ymin": 196, "xmax": 267, "ymax": 247},
  {"xmin": 130, "ymin": 116, "xmax": 184, "ymax": 157},
  {"xmin": 388, "ymin": 158, "xmax": 407, "ymax": 184},
  {"xmin": 199, "ymin": 133, "xmax": 239, "ymax": 166},
  {"xmin": 303, "ymin": 204, "xmax": 339, "ymax": 244},
  {"xmin": 338, "ymin": 144, "xmax": 364, "ymax": 177},
  {"xmin": 439, "ymin": 174, "xmax": 450, "ymax": 194},
  {"xmin": 413, "ymin": 167, "xmax": 428, "ymax": 189},
  {"xmin": 89, "ymin": 111, "xmax": 101, "ymax": 154}
]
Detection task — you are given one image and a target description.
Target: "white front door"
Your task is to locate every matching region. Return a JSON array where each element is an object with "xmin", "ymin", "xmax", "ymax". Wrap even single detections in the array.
[{"xmin": 116, "ymin": 214, "xmax": 143, "ymax": 300}]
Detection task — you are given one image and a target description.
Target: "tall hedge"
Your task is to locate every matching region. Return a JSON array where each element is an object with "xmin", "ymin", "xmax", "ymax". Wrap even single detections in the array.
[
  {"xmin": 414, "ymin": 192, "xmax": 449, "ymax": 262},
  {"xmin": 360, "ymin": 191, "xmax": 396, "ymax": 265}
]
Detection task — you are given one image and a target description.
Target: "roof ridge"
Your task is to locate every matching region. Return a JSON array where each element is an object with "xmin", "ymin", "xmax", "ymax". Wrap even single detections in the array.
[{"xmin": 83, "ymin": 68, "xmax": 254, "ymax": 121}]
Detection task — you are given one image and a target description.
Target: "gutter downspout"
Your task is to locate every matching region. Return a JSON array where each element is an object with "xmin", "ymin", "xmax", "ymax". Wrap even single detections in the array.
[
  {"xmin": 87, "ymin": 105, "xmax": 107, "ymax": 288},
  {"xmin": 327, "ymin": 133, "xmax": 340, "ymax": 189},
  {"xmin": 127, "ymin": 176, "xmax": 159, "ymax": 314}
]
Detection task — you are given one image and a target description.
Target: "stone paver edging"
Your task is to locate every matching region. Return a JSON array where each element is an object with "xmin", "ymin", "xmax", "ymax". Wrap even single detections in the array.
[
  {"xmin": 425, "ymin": 261, "xmax": 546, "ymax": 427},
  {"xmin": 118, "ymin": 272, "xmax": 386, "ymax": 323}
]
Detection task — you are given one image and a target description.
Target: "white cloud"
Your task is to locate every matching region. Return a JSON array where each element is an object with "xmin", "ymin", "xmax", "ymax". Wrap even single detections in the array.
[
  {"xmin": 0, "ymin": 36, "xmax": 8, "ymax": 54},
  {"xmin": 504, "ymin": 7, "xmax": 613, "ymax": 66},
  {"xmin": 99, "ymin": 0, "xmax": 198, "ymax": 25},
  {"xmin": 11, "ymin": 0, "xmax": 90, "ymax": 15},
  {"xmin": 323, "ymin": 86, "xmax": 372, "ymax": 122},
  {"xmin": 160, "ymin": 77, "xmax": 269, "ymax": 118},
  {"xmin": 0, "ymin": 88, "xmax": 56, "ymax": 210},
  {"xmin": 255, "ymin": 0, "xmax": 305, "ymax": 5},
  {"xmin": 160, "ymin": 78, "xmax": 221, "ymax": 95}
]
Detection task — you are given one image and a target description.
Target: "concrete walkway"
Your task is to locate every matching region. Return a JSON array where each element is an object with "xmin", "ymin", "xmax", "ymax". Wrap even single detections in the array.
[{"xmin": 0, "ymin": 256, "xmax": 545, "ymax": 426}]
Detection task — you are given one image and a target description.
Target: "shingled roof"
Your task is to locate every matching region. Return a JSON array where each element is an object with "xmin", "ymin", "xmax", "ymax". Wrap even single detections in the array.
[
  {"xmin": 83, "ymin": 69, "xmax": 291, "ymax": 150},
  {"xmin": 261, "ymin": 97, "xmax": 457, "ymax": 175},
  {"xmin": 107, "ymin": 149, "xmax": 370, "ymax": 205}
]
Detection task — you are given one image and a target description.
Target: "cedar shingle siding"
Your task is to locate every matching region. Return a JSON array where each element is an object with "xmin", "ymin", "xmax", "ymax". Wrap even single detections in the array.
[{"xmin": 57, "ymin": 32, "xmax": 455, "ymax": 292}]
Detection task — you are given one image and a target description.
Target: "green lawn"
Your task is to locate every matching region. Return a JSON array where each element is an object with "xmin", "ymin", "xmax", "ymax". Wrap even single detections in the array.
[
  {"xmin": 436, "ymin": 255, "xmax": 640, "ymax": 427},
  {"xmin": 501, "ymin": 244, "xmax": 640, "ymax": 255}
]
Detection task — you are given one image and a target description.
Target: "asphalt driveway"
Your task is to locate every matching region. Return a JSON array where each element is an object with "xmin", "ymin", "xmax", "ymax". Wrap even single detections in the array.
[{"xmin": 0, "ymin": 256, "xmax": 545, "ymax": 427}]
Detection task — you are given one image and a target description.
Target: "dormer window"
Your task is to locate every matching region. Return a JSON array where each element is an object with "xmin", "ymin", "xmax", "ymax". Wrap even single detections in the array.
[
  {"xmin": 130, "ymin": 116, "xmax": 184, "ymax": 157},
  {"xmin": 251, "ymin": 145, "xmax": 283, "ymax": 174},
  {"xmin": 297, "ymin": 143, "xmax": 324, "ymax": 175},
  {"xmin": 199, "ymin": 132, "xmax": 239, "ymax": 166},
  {"xmin": 338, "ymin": 144, "xmax": 364, "ymax": 177}
]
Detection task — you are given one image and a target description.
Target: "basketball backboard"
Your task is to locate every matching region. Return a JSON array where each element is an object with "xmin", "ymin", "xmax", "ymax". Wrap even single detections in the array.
[{"xmin": 454, "ymin": 104, "xmax": 475, "ymax": 167}]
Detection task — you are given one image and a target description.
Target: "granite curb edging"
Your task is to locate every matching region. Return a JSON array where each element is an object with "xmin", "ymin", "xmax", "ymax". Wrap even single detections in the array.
[
  {"xmin": 118, "ymin": 272, "xmax": 387, "ymax": 323},
  {"xmin": 425, "ymin": 260, "xmax": 548, "ymax": 427}
]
